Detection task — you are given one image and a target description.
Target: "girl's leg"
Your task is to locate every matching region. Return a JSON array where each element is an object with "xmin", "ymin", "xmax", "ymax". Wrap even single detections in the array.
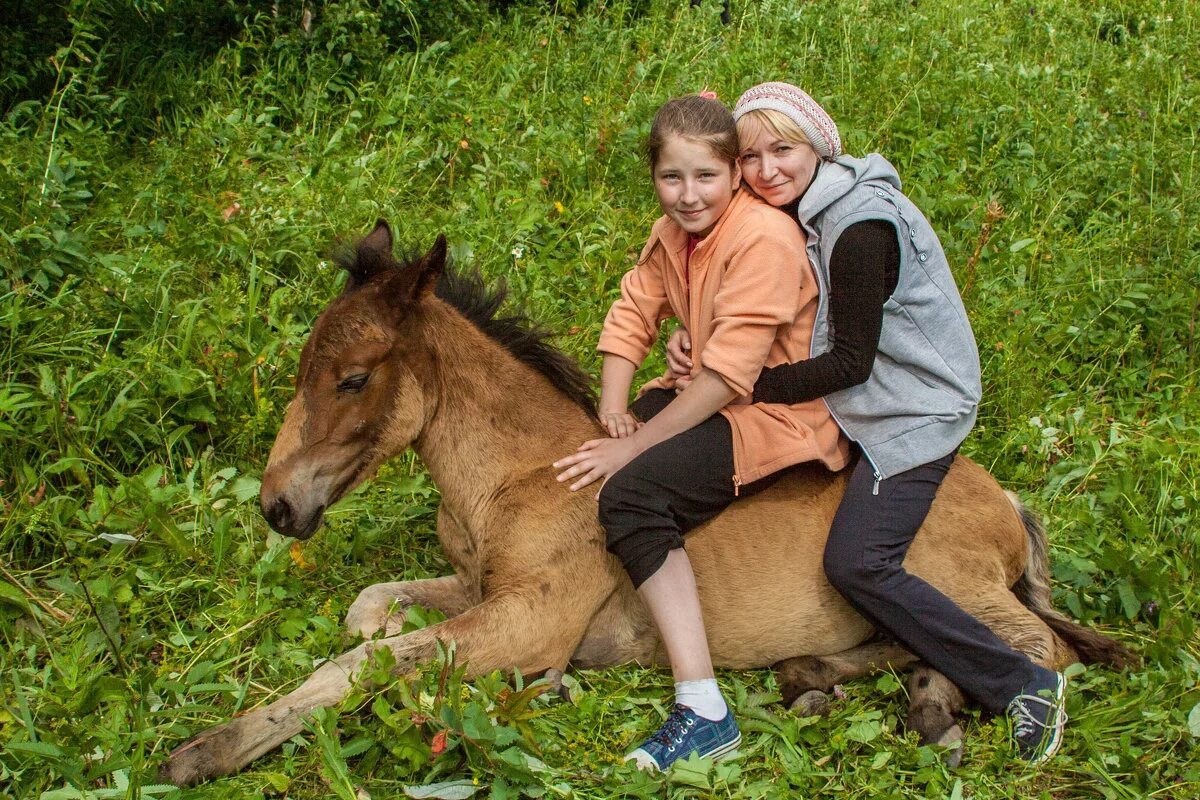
[
  {"xmin": 637, "ymin": 548, "xmax": 714, "ymax": 683},
  {"xmin": 599, "ymin": 398, "xmax": 772, "ymax": 769},
  {"xmin": 599, "ymin": 410, "xmax": 739, "ymax": 689},
  {"xmin": 822, "ymin": 451, "xmax": 1065, "ymax": 760}
]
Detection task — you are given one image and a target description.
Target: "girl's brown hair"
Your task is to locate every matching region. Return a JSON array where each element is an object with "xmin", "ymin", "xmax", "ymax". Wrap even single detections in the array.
[{"xmin": 645, "ymin": 94, "xmax": 739, "ymax": 171}]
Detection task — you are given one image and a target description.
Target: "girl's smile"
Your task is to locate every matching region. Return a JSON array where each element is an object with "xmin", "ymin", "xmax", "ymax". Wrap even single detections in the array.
[{"xmin": 653, "ymin": 135, "xmax": 741, "ymax": 237}]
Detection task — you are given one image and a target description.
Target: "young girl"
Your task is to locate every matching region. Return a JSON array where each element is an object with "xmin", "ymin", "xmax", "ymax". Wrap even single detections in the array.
[
  {"xmin": 667, "ymin": 82, "xmax": 1067, "ymax": 764},
  {"xmin": 552, "ymin": 94, "xmax": 848, "ymax": 771}
]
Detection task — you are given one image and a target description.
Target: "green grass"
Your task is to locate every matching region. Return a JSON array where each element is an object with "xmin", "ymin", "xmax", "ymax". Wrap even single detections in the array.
[{"xmin": 1, "ymin": 0, "xmax": 1198, "ymax": 797}]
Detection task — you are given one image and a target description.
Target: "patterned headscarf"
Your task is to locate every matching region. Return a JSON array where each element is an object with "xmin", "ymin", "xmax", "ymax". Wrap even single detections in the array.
[{"xmin": 733, "ymin": 82, "xmax": 843, "ymax": 160}]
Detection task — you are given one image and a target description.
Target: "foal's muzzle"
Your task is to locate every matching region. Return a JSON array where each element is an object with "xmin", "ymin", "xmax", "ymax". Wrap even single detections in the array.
[{"xmin": 262, "ymin": 495, "xmax": 326, "ymax": 539}]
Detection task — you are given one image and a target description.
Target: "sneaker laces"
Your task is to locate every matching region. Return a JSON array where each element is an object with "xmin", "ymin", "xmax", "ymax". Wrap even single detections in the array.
[
  {"xmin": 652, "ymin": 704, "xmax": 694, "ymax": 746},
  {"xmin": 1007, "ymin": 692, "xmax": 1068, "ymax": 741}
]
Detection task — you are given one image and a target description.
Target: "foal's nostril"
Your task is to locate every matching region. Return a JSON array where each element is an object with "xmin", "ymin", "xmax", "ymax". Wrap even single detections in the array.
[{"xmin": 267, "ymin": 497, "xmax": 293, "ymax": 532}]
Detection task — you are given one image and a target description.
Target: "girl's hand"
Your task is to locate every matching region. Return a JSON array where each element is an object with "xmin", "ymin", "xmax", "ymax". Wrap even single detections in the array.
[
  {"xmin": 666, "ymin": 328, "xmax": 693, "ymax": 392},
  {"xmin": 599, "ymin": 411, "xmax": 640, "ymax": 439},
  {"xmin": 553, "ymin": 437, "xmax": 644, "ymax": 495}
]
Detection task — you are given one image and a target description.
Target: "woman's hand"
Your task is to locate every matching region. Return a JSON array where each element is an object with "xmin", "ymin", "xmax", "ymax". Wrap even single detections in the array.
[
  {"xmin": 666, "ymin": 327, "xmax": 693, "ymax": 391},
  {"xmin": 554, "ymin": 436, "xmax": 644, "ymax": 495},
  {"xmin": 598, "ymin": 411, "xmax": 640, "ymax": 439}
]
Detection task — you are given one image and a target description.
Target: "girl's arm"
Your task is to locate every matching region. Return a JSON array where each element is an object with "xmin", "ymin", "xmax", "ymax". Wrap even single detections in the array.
[
  {"xmin": 597, "ymin": 355, "xmax": 639, "ymax": 438},
  {"xmin": 554, "ymin": 368, "xmax": 734, "ymax": 493},
  {"xmin": 627, "ymin": 368, "xmax": 735, "ymax": 450},
  {"xmin": 752, "ymin": 219, "xmax": 899, "ymax": 404},
  {"xmin": 555, "ymin": 222, "xmax": 800, "ymax": 493},
  {"xmin": 596, "ymin": 242, "xmax": 673, "ymax": 375}
]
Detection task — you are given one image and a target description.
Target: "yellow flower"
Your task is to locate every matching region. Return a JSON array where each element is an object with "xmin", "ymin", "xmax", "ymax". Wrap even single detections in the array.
[{"xmin": 554, "ymin": 201, "xmax": 565, "ymax": 214}]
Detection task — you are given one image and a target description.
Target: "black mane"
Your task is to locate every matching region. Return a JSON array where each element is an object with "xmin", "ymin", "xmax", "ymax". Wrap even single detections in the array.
[
  {"xmin": 333, "ymin": 233, "xmax": 598, "ymax": 419},
  {"xmin": 433, "ymin": 266, "xmax": 599, "ymax": 420}
]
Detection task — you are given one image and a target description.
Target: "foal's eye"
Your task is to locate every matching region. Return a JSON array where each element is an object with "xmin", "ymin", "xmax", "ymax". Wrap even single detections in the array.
[{"xmin": 337, "ymin": 373, "xmax": 370, "ymax": 394}]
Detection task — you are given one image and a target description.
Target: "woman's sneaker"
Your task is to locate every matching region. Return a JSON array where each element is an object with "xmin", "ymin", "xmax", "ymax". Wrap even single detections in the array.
[
  {"xmin": 624, "ymin": 704, "xmax": 741, "ymax": 772},
  {"xmin": 1007, "ymin": 672, "xmax": 1068, "ymax": 764}
]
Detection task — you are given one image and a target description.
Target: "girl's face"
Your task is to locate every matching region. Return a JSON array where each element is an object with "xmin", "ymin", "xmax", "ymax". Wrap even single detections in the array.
[
  {"xmin": 653, "ymin": 135, "xmax": 741, "ymax": 237},
  {"xmin": 738, "ymin": 124, "xmax": 819, "ymax": 207}
]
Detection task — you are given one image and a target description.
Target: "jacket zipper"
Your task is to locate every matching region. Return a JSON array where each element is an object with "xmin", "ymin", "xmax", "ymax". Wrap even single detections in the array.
[
  {"xmin": 862, "ymin": 446, "xmax": 883, "ymax": 495},
  {"xmin": 822, "ymin": 401, "xmax": 884, "ymax": 494}
]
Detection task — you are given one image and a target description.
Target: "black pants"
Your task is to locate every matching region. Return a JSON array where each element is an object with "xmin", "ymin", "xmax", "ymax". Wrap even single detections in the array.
[
  {"xmin": 823, "ymin": 448, "xmax": 1046, "ymax": 712},
  {"xmin": 599, "ymin": 389, "xmax": 779, "ymax": 589}
]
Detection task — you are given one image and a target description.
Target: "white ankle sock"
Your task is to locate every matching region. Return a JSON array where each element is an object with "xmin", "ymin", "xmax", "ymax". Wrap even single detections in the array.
[{"xmin": 675, "ymin": 678, "xmax": 728, "ymax": 721}]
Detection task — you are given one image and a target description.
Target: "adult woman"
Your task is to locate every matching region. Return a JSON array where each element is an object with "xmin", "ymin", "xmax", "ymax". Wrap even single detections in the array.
[{"xmin": 667, "ymin": 82, "xmax": 1067, "ymax": 763}]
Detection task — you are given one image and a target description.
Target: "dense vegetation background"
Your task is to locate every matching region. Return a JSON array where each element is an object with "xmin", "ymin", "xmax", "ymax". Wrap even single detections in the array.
[{"xmin": 1, "ymin": 0, "xmax": 1197, "ymax": 797}]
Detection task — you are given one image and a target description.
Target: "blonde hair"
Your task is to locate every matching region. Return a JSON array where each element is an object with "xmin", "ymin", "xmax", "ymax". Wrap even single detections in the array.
[{"xmin": 735, "ymin": 108, "xmax": 812, "ymax": 148}]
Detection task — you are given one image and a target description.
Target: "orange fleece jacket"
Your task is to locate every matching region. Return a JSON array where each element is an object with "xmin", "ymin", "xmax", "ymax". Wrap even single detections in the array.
[{"xmin": 597, "ymin": 190, "xmax": 849, "ymax": 487}]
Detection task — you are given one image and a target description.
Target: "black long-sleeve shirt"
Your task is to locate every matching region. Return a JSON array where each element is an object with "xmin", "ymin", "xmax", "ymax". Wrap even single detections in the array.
[{"xmin": 752, "ymin": 218, "xmax": 900, "ymax": 405}]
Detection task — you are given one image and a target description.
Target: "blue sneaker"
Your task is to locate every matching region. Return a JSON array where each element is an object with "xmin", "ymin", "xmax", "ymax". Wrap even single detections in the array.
[
  {"xmin": 1007, "ymin": 672, "xmax": 1068, "ymax": 764},
  {"xmin": 624, "ymin": 704, "xmax": 741, "ymax": 772}
]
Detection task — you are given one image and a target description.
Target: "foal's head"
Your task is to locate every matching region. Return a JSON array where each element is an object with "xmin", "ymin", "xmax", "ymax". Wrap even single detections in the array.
[{"xmin": 260, "ymin": 220, "xmax": 444, "ymax": 538}]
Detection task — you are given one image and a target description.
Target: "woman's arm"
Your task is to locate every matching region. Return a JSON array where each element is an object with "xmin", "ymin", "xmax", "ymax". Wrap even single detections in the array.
[{"xmin": 752, "ymin": 219, "xmax": 900, "ymax": 404}]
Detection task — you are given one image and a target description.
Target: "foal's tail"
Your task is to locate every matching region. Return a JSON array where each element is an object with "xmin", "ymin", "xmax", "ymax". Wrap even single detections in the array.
[{"xmin": 1007, "ymin": 492, "xmax": 1136, "ymax": 668}]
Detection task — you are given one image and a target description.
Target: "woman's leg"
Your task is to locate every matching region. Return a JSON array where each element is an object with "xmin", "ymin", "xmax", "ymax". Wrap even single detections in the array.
[{"xmin": 822, "ymin": 451, "xmax": 1065, "ymax": 760}]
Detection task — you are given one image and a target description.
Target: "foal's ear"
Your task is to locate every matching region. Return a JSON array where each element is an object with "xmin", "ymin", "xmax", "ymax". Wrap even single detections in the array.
[
  {"xmin": 346, "ymin": 219, "xmax": 394, "ymax": 289},
  {"xmin": 411, "ymin": 234, "xmax": 447, "ymax": 300},
  {"xmin": 382, "ymin": 234, "xmax": 448, "ymax": 314}
]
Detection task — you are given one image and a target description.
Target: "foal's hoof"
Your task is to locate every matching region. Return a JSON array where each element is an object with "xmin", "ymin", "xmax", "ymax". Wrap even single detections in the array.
[
  {"xmin": 159, "ymin": 723, "xmax": 235, "ymax": 786},
  {"xmin": 933, "ymin": 723, "xmax": 965, "ymax": 768},
  {"xmin": 345, "ymin": 591, "xmax": 408, "ymax": 638},
  {"xmin": 542, "ymin": 668, "xmax": 573, "ymax": 703},
  {"xmin": 908, "ymin": 702, "xmax": 964, "ymax": 767},
  {"xmin": 789, "ymin": 689, "xmax": 832, "ymax": 718}
]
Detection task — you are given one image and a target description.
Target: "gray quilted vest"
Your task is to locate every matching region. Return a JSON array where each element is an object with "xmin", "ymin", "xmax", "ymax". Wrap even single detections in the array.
[{"xmin": 795, "ymin": 154, "xmax": 982, "ymax": 482}]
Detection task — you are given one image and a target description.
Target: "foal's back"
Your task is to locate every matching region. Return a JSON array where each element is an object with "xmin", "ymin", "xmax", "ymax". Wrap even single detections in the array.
[{"xmin": 571, "ymin": 456, "xmax": 1030, "ymax": 670}]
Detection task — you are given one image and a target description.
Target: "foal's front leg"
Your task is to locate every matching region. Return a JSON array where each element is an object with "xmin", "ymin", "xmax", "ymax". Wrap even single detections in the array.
[
  {"xmin": 160, "ymin": 592, "xmax": 587, "ymax": 786},
  {"xmin": 345, "ymin": 506, "xmax": 482, "ymax": 638},
  {"xmin": 344, "ymin": 574, "xmax": 477, "ymax": 638}
]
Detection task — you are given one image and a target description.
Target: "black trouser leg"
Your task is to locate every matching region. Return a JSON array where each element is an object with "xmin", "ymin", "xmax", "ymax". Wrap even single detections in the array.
[
  {"xmin": 599, "ymin": 389, "xmax": 777, "ymax": 589},
  {"xmin": 822, "ymin": 450, "xmax": 1048, "ymax": 712}
]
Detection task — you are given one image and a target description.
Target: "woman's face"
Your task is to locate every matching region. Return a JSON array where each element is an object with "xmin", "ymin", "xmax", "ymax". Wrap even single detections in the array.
[
  {"xmin": 653, "ymin": 135, "xmax": 741, "ymax": 237},
  {"xmin": 738, "ymin": 124, "xmax": 819, "ymax": 207}
]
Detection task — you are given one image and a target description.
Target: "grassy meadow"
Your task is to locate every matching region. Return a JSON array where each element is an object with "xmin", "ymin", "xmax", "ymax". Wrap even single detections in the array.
[{"xmin": 1, "ymin": 0, "xmax": 1198, "ymax": 797}]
